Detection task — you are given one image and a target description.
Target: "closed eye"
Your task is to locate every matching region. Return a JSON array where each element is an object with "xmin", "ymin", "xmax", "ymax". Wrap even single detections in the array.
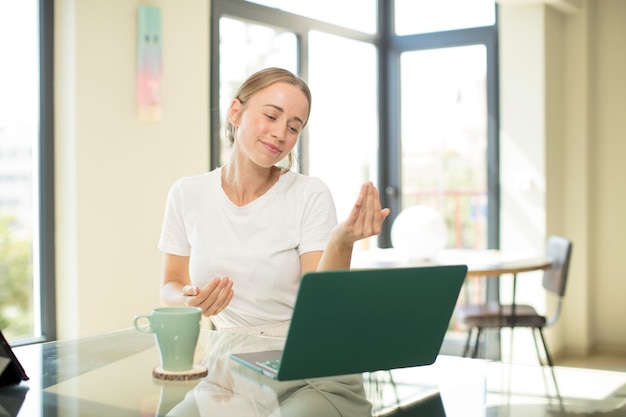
[
  {"xmin": 264, "ymin": 113, "xmax": 301, "ymax": 134},
  {"xmin": 262, "ymin": 105, "xmax": 304, "ymax": 134}
]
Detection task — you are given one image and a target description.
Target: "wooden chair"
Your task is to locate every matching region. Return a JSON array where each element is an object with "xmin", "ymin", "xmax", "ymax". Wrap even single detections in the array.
[{"xmin": 456, "ymin": 236, "xmax": 573, "ymax": 366}]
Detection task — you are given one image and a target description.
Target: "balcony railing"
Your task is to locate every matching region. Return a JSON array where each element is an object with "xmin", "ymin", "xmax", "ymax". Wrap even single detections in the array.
[{"xmin": 403, "ymin": 188, "xmax": 488, "ymax": 250}]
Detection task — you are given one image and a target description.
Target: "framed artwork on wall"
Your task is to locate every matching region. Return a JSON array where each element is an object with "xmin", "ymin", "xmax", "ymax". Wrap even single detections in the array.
[{"xmin": 137, "ymin": 5, "xmax": 162, "ymax": 122}]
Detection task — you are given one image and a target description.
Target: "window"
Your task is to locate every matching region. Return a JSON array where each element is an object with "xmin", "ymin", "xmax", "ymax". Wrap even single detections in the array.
[
  {"xmin": 211, "ymin": 0, "xmax": 498, "ymax": 252},
  {"xmin": 211, "ymin": 0, "xmax": 381, "ymax": 248},
  {"xmin": 394, "ymin": 0, "xmax": 496, "ymax": 35},
  {"xmin": 400, "ymin": 45, "xmax": 489, "ymax": 249},
  {"xmin": 0, "ymin": 0, "xmax": 55, "ymax": 344},
  {"xmin": 244, "ymin": 0, "xmax": 377, "ymax": 34},
  {"xmin": 307, "ymin": 32, "xmax": 378, "ymax": 249},
  {"xmin": 217, "ymin": 18, "xmax": 299, "ymax": 165}
]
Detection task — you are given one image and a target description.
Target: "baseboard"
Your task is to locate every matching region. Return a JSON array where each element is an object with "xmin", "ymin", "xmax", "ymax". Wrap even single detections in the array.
[
  {"xmin": 592, "ymin": 344, "xmax": 626, "ymax": 356},
  {"xmin": 555, "ymin": 344, "xmax": 626, "ymax": 360}
]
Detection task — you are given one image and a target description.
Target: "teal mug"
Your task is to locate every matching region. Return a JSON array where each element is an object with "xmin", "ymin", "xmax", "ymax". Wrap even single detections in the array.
[{"xmin": 133, "ymin": 306, "xmax": 202, "ymax": 372}]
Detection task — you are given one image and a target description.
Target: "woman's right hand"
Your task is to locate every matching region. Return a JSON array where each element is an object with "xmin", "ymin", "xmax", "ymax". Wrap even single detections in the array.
[{"xmin": 182, "ymin": 277, "xmax": 234, "ymax": 317}]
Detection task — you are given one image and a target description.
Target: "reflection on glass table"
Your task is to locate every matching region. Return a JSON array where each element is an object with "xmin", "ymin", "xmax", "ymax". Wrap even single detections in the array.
[{"xmin": 3, "ymin": 329, "xmax": 626, "ymax": 416}]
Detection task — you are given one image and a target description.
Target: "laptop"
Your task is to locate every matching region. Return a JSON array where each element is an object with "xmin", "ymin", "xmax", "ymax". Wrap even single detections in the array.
[{"xmin": 230, "ymin": 265, "xmax": 467, "ymax": 381}]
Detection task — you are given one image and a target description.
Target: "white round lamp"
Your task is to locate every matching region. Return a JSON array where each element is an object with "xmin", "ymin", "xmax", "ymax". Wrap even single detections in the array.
[{"xmin": 390, "ymin": 205, "xmax": 448, "ymax": 260}]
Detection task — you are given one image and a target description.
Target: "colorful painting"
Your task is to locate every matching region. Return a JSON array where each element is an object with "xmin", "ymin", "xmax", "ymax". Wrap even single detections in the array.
[{"xmin": 137, "ymin": 5, "xmax": 162, "ymax": 122}]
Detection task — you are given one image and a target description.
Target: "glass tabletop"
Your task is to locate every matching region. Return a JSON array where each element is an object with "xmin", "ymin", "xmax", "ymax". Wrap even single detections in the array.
[{"xmin": 2, "ymin": 329, "xmax": 625, "ymax": 416}]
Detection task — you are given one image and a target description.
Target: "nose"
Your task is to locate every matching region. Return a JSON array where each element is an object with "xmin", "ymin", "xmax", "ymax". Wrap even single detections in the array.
[{"xmin": 270, "ymin": 124, "xmax": 288, "ymax": 143}]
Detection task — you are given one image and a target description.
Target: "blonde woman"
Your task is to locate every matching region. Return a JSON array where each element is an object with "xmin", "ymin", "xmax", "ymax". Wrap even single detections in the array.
[{"xmin": 158, "ymin": 67, "xmax": 389, "ymax": 337}]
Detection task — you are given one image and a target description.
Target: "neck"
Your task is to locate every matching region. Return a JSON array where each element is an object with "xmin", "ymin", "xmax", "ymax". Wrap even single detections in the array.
[{"xmin": 221, "ymin": 159, "xmax": 281, "ymax": 207}]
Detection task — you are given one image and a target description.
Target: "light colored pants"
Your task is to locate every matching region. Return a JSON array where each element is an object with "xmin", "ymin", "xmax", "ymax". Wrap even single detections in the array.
[{"xmin": 217, "ymin": 320, "xmax": 291, "ymax": 338}]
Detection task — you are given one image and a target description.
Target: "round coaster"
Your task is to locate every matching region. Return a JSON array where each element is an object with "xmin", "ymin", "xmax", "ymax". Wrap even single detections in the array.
[{"xmin": 153, "ymin": 364, "xmax": 208, "ymax": 381}]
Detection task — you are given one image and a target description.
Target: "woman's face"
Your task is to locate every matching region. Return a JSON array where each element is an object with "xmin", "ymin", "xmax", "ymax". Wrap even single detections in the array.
[{"xmin": 228, "ymin": 82, "xmax": 309, "ymax": 169}]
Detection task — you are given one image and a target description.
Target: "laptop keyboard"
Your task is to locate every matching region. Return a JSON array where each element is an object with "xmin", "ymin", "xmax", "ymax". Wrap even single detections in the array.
[{"xmin": 257, "ymin": 359, "xmax": 281, "ymax": 372}]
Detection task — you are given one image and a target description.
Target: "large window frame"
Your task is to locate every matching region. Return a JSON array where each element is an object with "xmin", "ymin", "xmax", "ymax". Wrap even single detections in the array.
[
  {"xmin": 210, "ymin": 0, "xmax": 499, "ymax": 250},
  {"xmin": 38, "ymin": 0, "xmax": 57, "ymax": 344}
]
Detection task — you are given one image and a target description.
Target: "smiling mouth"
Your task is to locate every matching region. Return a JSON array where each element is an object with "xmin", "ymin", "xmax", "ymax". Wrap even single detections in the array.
[{"xmin": 261, "ymin": 140, "xmax": 282, "ymax": 154}]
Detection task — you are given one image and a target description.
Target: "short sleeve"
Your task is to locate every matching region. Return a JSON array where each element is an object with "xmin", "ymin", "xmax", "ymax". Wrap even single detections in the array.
[
  {"xmin": 298, "ymin": 178, "xmax": 338, "ymax": 255},
  {"xmin": 158, "ymin": 180, "xmax": 191, "ymax": 256}
]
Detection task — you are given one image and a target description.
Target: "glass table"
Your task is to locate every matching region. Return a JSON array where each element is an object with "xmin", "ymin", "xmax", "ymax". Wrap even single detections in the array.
[{"xmin": 2, "ymin": 328, "xmax": 625, "ymax": 416}]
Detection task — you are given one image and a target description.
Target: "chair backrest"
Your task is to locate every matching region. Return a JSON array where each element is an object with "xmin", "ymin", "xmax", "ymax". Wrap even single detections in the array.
[{"xmin": 543, "ymin": 235, "xmax": 573, "ymax": 297}]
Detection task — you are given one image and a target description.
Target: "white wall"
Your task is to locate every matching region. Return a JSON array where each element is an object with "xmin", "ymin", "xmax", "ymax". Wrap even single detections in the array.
[
  {"xmin": 500, "ymin": 0, "xmax": 626, "ymax": 357},
  {"xmin": 560, "ymin": 0, "xmax": 593, "ymax": 357},
  {"xmin": 589, "ymin": 0, "xmax": 626, "ymax": 354},
  {"xmin": 55, "ymin": 0, "xmax": 210, "ymax": 339}
]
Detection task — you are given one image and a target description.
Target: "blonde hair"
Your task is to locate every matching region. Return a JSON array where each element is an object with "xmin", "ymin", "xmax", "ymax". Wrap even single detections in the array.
[{"xmin": 224, "ymin": 67, "xmax": 312, "ymax": 171}]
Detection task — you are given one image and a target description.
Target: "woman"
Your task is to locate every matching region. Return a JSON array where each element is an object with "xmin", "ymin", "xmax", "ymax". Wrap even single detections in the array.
[{"xmin": 158, "ymin": 67, "xmax": 390, "ymax": 336}]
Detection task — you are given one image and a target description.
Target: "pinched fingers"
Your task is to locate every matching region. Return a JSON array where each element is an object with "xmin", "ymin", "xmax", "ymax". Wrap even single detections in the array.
[
  {"xmin": 362, "ymin": 182, "xmax": 384, "ymax": 235},
  {"xmin": 343, "ymin": 182, "xmax": 390, "ymax": 242},
  {"xmin": 211, "ymin": 283, "xmax": 234, "ymax": 317}
]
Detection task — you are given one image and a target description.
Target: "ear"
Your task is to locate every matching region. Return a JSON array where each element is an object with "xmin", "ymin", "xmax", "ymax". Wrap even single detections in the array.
[{"xmin": 227, "ymin": 98, "xmax": 242, "ymax": 127}]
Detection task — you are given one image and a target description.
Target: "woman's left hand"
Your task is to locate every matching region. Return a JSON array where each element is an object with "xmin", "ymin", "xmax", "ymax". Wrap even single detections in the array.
[
  {"xmin": 335, "ymin": 182, "xmax": 391, "ymax": 246},
  {"xmin": 306, "ymin": 182, "xmax": 390, "ymax": 273}
]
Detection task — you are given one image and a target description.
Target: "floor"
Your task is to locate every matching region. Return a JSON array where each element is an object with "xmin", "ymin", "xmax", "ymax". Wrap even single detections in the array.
[
  {"xmin": 375, "ymin": 354, "xmax": 626, "ymax": 417},
  {"xmin": 447, "ymin": 330, "xmax": 626, "ymax": 373},
  {"xmin": 438, "ymin": 333, "xmax": 626, "ymax": 417},
  {"xmin": 508, "ymin": 332, "xmax": 626, "ymax": 372}
]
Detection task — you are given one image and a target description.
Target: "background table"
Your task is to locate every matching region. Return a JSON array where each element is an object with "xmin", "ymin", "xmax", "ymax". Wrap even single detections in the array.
[
  {"xmin": 351, "ymin": 248, "xmax": 552, "ymax": 277},
  {"xmin": 2, "ymin": 329, "xmax": 625, "ymax": 416}
]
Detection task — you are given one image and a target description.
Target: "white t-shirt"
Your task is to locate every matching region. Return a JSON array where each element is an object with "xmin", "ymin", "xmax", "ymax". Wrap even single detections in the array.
[{"xmin": 158, "ymin": 167, "xmax": 338, "ymax": 329}]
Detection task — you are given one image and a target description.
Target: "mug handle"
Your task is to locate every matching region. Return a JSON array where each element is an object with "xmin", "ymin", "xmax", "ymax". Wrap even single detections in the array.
[{"xmin": 133, "ymin": 314, "xmax": 153, "ymax": 334}]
